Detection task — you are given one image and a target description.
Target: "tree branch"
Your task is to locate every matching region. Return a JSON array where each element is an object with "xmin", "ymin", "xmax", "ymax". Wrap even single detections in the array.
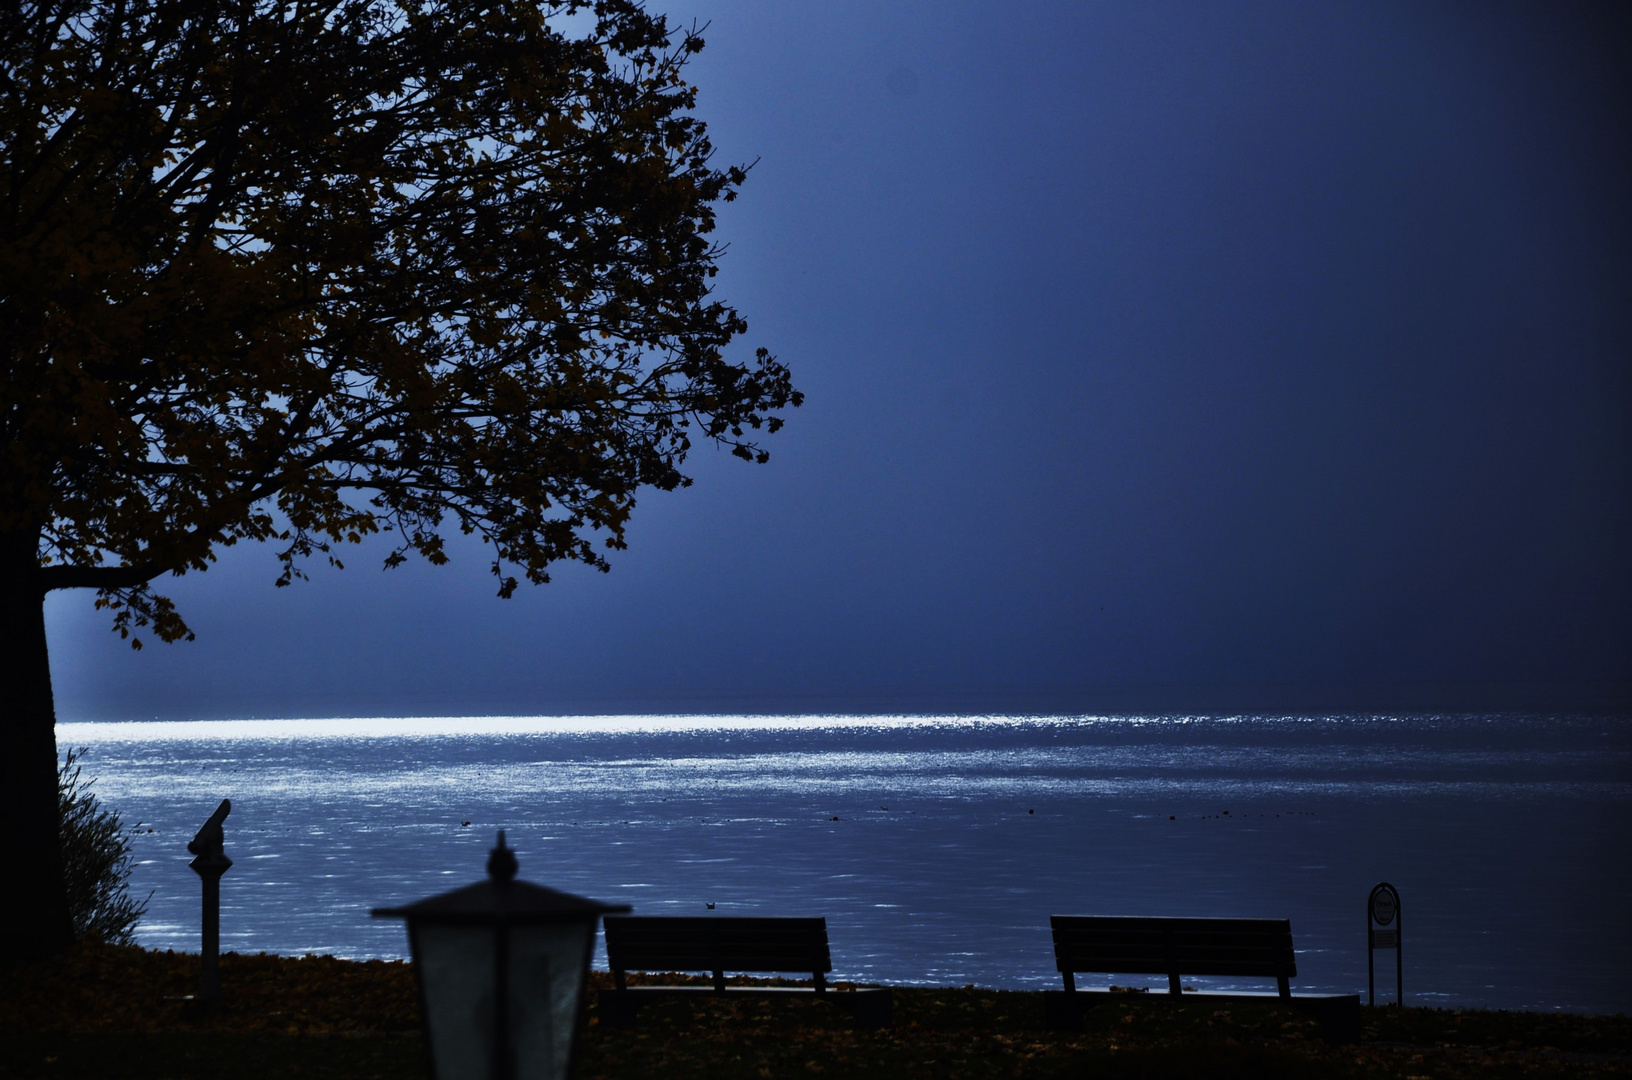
[{"xmin": 39, "ymin": 563, "xmax": 165, "ymax": 593}]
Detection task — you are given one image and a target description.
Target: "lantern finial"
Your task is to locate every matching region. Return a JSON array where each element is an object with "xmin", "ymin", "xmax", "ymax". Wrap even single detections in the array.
[{"xmin": 487, "ymin": 830, "xmax": 518, "ymax": 883}]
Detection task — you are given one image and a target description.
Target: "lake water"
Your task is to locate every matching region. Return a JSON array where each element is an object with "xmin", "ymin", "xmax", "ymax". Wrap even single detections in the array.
[{"xmin": 56, "ymin": 713, "xmax": 1632, "ymax": 1014}]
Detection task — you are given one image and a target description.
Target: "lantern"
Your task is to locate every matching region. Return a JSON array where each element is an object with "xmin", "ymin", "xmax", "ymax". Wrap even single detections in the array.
[{"xmin": 372, "ymin": 832, "xmax": 629, "ymax": 1080}]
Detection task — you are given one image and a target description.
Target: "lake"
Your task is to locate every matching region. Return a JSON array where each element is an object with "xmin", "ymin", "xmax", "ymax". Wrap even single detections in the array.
[{"xmin": 56, "ymin": 713, "xmax": 1632, "ymax": 1014}]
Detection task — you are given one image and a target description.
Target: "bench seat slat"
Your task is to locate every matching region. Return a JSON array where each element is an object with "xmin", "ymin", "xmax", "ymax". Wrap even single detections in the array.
[
  {"xmin": 1056, "ymin": 947, "xmax": 1295, "ymax": 963},
  {"xmin": 614, "ymin": 951, "xmax": 830, "ymax": 973},
  {"xmin": 1055, "ymin": 937, "xmax": 1295, "ymax": 952},
  {"xmin": 1058, "ymin": 956, "xmax": 1294, "ymax": 973},
  {"xmin": 1055, "ymin": 942, "xmax": 1295, "ymax": 958}
]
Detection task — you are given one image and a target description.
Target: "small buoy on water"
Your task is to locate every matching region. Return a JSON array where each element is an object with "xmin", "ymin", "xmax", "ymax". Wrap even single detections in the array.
[
  {"xmin": 831, "ymin": 815, "xmax": 839, "ymax": 821},
  {"xmin": 461, "ymin": 820, "xmax": 471, "ymax": 827}
]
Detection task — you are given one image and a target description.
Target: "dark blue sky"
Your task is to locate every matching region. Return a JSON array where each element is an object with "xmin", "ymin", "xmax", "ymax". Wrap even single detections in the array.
[{"xmin": 48, "ymin": 1, "xmax": 1631, "ymax": 719}]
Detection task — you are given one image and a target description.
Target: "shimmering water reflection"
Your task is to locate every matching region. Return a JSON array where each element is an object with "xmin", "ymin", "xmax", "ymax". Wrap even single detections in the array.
[{"xmin": 56, "ymin": 714, "xmax": 1632, "ymax": 1013}]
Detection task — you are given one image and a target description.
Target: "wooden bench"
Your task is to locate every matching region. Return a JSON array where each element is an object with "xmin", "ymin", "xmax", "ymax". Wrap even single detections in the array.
[
  {"xmin": 597, "ymin": 916, "xmax": 893, "ymax": 1028},
  {"xmin": 1044, "ymin": 915, "xmax": 1361, "ymax": 1042}
]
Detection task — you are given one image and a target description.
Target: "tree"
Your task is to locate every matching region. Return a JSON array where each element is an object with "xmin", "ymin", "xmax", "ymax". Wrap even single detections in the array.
[
  {"xmin": 1, "ymin": 0, "xmax": 800, "ymax": 958},
  {"xmin": 59, "ymin": 747, "xmax": 150, "ymax": 944}
]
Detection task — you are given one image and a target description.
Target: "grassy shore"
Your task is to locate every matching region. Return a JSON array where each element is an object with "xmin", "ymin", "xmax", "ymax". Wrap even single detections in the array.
[{"xmin": 1, "ymin": 945, "xmax": 1627, "ymax": 1078}]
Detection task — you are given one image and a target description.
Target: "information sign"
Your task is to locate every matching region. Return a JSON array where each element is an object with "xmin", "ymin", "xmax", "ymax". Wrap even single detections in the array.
[
  {"xmin": 1370, "ymin": 888, "xmax": 1396, "ymax": 926},
  {"xmin": 1366, "ymin": 881, "xmax": 1402, "ymax": 1006}
]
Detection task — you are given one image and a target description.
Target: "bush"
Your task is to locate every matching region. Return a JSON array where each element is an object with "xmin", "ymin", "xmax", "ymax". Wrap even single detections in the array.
[{"xmin": 58, "ymin": 747, "xmax": 149, "ymax": 944}]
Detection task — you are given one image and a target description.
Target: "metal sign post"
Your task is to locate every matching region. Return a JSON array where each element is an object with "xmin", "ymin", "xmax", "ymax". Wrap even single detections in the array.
[
  {"xmin": 188, "ymin": 799, "xmax": 233, "ymax": 1000},
  {"xmin": 1367, "ymin": 881, "xmax": 1402, "ymax": 1006}
]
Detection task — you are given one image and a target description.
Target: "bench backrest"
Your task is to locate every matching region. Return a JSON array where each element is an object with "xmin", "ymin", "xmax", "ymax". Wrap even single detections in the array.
[
  {"xmin": 1051, "ymin": 916, "xmax": 1296, "ymax": 994},
  {"xmin": 604, "ymin": 916, "xmax": 832, "ymax": 989}
]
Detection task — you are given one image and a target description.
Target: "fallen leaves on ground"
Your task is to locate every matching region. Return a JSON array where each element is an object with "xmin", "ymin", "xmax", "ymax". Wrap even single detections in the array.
[
  {"xmin": 0, "ymin": 944, "xmax": 418, "ymax": 1035},
  {"xmin": 0, "ymin": 945, "xmax": 1627, "ymax": 1078}
]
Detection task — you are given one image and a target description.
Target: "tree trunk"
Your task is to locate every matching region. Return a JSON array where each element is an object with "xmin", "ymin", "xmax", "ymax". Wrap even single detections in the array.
[{"xmin": 0, "ymin": 530, "xmax": 74, "ymax": 962}]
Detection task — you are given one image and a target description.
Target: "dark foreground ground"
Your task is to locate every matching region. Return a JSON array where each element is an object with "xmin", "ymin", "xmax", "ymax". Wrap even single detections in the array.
[{"xmin": 1, "ymin": 946, "xmax": 1627, "ymax": 1078}]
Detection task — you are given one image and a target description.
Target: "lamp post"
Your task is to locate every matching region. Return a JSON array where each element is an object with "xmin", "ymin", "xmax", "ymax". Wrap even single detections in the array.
[{"xmin": 372, "ymin": 832, "xmax": 629, "ymax": 1080}]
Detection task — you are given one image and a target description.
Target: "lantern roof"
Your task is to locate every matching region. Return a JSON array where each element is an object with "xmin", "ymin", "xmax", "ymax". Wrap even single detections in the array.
[{"xmin": 371, "ymin": 832, "xmax": 630, "ymax": 925}]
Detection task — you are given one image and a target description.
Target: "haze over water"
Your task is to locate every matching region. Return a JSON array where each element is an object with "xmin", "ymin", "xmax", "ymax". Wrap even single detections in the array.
[{"xmin": 59, "ymin": 713, "xmax": 1631, "ymax": 1014}]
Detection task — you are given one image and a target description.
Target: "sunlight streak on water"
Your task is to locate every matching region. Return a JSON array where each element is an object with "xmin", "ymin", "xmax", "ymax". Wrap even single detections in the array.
[{"xmin": 60, "ymin": 713, "xmax": 1076, "ymax": 742}]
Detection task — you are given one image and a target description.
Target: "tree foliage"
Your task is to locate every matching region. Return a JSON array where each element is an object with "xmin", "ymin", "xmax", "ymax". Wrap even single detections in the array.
[
  {"xmin": 0, "ymin": 0, "xmax": 799, "ymax": 640},
  {"xmin": 58, "ymin": 747, "xmax": 149, "ymax": 944}
]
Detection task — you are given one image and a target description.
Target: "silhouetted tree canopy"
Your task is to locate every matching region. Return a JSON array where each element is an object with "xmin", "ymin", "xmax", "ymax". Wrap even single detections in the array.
[
  {"xmin": 2, "ymin": 0, "xmax": 799, "ymax": 641},
  {"xmin": 0, "ymin": 0, "xmax": 798, "ymax": 958}
]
